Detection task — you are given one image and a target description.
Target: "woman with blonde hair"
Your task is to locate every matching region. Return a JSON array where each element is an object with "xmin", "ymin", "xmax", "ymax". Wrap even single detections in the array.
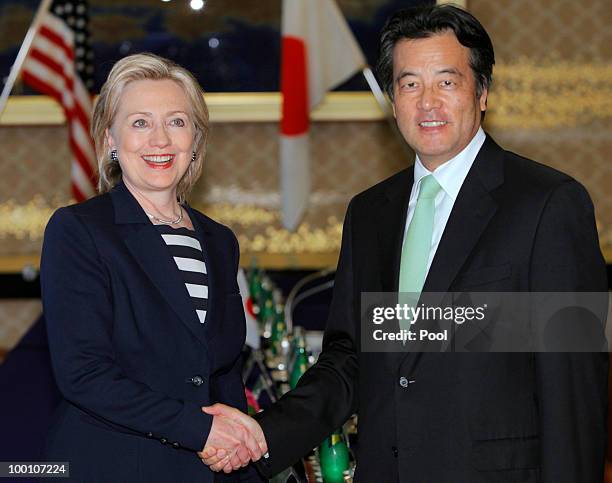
[{"xmin": 40, "ymin": 53, "xmax": 266, "ymax": 482}]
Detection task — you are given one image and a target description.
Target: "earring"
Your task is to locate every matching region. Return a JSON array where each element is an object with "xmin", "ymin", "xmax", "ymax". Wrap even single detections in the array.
[
  {"xmin": 191, "ymin": 151, "xmax": 196, "ymax": 162},
  {"xmin": 110, "ymin": 149, "xmax": 118, "ymax": 162}
]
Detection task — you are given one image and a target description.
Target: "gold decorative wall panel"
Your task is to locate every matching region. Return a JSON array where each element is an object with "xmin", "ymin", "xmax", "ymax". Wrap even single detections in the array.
[
  {"xmin": 470, "ymin": 0, "xmax": 611, "ymax": 62},
  {"xmin": 472, "ymin": 0, "xmax": 612, "ymax": 251},
  {"xmin": 0, "ymin": 121, "xmax": 409, "ymax": 265}
]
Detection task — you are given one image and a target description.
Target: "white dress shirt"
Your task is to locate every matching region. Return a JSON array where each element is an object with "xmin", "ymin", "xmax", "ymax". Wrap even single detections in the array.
[{"xmin": 403, "ymin": 127, "xmax": 486, "ymax": 278}]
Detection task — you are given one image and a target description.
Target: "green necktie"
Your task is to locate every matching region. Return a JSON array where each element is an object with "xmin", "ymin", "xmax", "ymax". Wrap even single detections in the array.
[{"xmin": 398, "ymin": 175, "xmax": 441, "ymax": 331}]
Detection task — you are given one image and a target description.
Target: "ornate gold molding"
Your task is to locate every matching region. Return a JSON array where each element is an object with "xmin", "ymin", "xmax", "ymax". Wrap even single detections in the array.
[
  {"xmin": 0, "ymin": 252, "xmax": 340, "ymax": 272},
  {"xmin": 487, "ymin": 60, "xmax": 612, "ymax": 129},
  {"xmin": 0, "ymin": 199, "xmax": 345, "ymax": 271},
  {"xmin": 2, "ymin": 248, "xmax": 610, "ymax": 273},
  {"xmin": 438, "ymin": 0, "xmax": 467, "ymax": 6},
  {"xmin": 0, "ymin": 92, "xmax": 386, "ymax": 126},
  {"xmin": 4, "ymin": 59, "xmax": 611, "ymax": 127},
  {"xmin": 0, "ymin": 197, "xmax": 610, "ymax": 271}
]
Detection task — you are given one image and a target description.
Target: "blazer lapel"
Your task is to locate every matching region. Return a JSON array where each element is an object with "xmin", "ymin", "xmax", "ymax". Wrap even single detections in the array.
[
  {"xmin": 422, "ymin": 136, "xmax": 504, "ymax": 295},
  {"xmin": 375, "ymin": 168, "xmax": 416, "ymax": 367},
  {"xmin": 399, "ymin": 136, "xmax": 505, "ymax": 367},
  {"xmin": 186, "ymin": 205, "xmax": 220, "ymax": 339},
  {"xmin": 110, "ymin": 183, "xmax": 209, "ymax": 346},
  {"xmin": 378, "ymin": 168, "xmax": 414, "ymax": 293}
]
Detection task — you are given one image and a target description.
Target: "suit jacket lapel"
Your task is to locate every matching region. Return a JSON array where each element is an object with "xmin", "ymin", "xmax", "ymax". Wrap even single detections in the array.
[
  {"xmin": 375, "ymin": 168, "xmax": 415, "ymax": 368},
  {"xmin": 399, "ymin": 136, "xmax": 504, "ymax": 367},
  {"xmin": 378, "ymin": 168, "xmax": 414, "ymax": 293},
  {"xmin": 187, "ymin": 205, "xmax": 220, "ymax": 339},
  {"xmin": 110, "ymin": 183, "xmax": 209, "ymax": 346},
  {"xmin": 423, "ymin": 135, "xmax": 504, "ymax": 294}
]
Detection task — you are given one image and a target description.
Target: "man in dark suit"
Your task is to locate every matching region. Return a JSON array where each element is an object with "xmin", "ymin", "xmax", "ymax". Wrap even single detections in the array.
[{"xmin": 202, "ymin": 5, "xmax": 608, "ymax": 482}]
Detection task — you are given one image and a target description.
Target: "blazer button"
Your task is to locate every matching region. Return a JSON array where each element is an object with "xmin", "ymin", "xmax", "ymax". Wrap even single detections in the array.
[
  {"xmin": 160, "ymin": 438, "xmax": 168, "ymax": 445},
  {"xmin": 399, "ymin": 376, "xmax": 408, "ymax": 388},
  {"xmin": 146, "ymin": 432, "xmax": 154, "ymax": 438},
  {"xmin": 187, "ymin": 375, "xmax": 204, "ymax": 386},
  {"xmin": 172, "ymin": 442, "xmax": 180, "ymax": 449},
  {"xmin": 392, "ymin": 446, "xmax": 398, "ymax": 458}
]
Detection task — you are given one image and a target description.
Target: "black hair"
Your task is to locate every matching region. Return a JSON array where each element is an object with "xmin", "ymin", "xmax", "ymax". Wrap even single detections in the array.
[{"xmin": 376, "ymin": 4, "xmax": 495, "ymax": 100}]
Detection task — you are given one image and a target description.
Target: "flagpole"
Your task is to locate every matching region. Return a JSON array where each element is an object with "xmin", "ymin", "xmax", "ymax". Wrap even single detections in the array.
[
  {"xmin": 361, "ymin": 66, "xmax": 413, "ymax": 156},
  {"xmin": 362, "ymin": 66, "xmax": 391, "ymax": 117},
  {"xmin": 0, "ymin": 0, "xmax": 54, "ymax": 120}
]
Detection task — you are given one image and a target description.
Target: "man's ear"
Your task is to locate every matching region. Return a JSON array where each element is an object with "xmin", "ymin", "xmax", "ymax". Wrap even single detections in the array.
[{"xmin": 479, "ymin": 86, "xmax": 488, "ymax": 113}]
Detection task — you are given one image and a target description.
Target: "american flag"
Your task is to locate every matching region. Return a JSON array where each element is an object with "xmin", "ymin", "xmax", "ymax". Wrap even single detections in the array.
[{"xmin": 22, "ymin": 0, "xmax": 97, "ymax": 201}]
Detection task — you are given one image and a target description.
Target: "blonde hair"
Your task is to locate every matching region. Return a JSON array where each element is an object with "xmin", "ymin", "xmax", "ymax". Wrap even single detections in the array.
[{"xmin": 91, "ymin": 53, "xmax": 209, "ymax": 202}]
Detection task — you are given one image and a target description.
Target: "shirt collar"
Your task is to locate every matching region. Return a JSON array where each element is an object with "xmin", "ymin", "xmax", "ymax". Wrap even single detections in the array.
[{"xmin": 413, "ymin": 127, "xmax": 486, "ymax": 201}]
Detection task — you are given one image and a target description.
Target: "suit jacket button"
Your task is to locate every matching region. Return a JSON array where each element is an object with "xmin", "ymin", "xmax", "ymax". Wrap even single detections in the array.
[
  {"xmin": 399, "ymin": 376, "xmax": 408, "ymax": 388},
  {"xmin": 189, "ymin": 375, "xmax": 204, "ymax": 386},
  {"xmin": 392, "ymin": 446, "xmax": 398, "ymax": 457},
  {"xmin": 146, "ymin": 432, "xmax": 154, "ymax": 438},
  {"xmin": 172, "ymin": 442, "xmax": 180, "ymax": 449},
  {"xmin": 160, "ymin": 438, "xmax": 168, "ymax": 445}
]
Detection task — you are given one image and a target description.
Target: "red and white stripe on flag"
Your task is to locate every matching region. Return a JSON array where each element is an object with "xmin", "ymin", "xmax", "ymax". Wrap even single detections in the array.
[
  {"xmin": 280, "ymin": 0, "xmax": 366, "ymax": 230},
  {"xmin": 22, "ymin": 3, "xmax": 97, "ymax": 202}
]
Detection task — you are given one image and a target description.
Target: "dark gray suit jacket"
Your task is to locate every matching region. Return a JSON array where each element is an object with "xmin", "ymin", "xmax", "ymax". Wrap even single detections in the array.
[{"xmin": 255, "ymin": 135, "xmax": 608, "ymax": 482}]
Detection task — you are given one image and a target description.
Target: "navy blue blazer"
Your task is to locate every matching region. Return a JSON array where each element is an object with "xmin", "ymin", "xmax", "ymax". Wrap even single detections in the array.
[{"xmin": 40, "ymin": 182, "xmax": 261, "ymax": 482}]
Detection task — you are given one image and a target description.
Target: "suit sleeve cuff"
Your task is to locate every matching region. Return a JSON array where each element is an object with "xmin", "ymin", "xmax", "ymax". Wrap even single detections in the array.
[{"xmin": 173, "ymin": 401, "xmax": 214, "ymax": 452}]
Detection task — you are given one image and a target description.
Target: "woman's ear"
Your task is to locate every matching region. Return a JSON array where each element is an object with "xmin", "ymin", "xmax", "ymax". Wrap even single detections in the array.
[{"xmin": 105, "ymin": 128, "xmax": 115, "ymax": 151}]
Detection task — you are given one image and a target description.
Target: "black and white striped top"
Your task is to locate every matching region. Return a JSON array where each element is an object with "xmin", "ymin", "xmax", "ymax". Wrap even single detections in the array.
[{"xmin": 155, "ymin": 225, "xmax": 208, "ymax": 324}]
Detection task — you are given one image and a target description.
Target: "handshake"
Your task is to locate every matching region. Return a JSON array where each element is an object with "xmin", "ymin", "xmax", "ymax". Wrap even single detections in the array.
[{"xmin": 198, "ymin": 404, "xmax": 268, "ymax": 473}]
